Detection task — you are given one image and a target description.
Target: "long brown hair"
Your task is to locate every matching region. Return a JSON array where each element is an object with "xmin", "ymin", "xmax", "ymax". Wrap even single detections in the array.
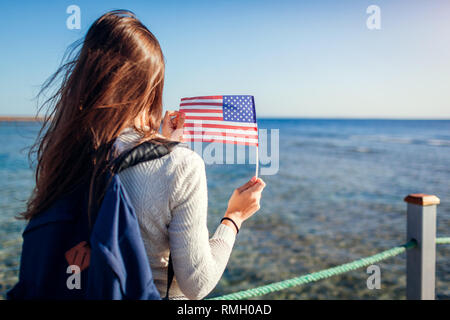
[{"xmin": 24, "ymin": 10, "xmax": 167, "ymax": 220}]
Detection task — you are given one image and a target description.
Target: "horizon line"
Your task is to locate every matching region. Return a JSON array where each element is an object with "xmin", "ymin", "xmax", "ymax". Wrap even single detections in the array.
[{"xmin": 1, "ymin": 115, "xmax": 450, "ymax": 122}]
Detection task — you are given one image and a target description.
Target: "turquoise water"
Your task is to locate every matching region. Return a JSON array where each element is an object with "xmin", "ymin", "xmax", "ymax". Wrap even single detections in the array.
[{"xmin": 1, "ymin": 119, "xmax": 449, "ymax": 299}]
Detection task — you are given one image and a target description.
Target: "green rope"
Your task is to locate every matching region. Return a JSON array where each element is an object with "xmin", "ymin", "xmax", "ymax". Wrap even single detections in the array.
[
  {"xmin": 209, "ymin": 237, "xmax": 450, "ymax": 300},
  {"xmin": 436, "ymin": 237, "xmax": 450, "ymax": 244},
  {"xmin": 1, "ymin": 238, "xmax": 448, "ymax": 300}
]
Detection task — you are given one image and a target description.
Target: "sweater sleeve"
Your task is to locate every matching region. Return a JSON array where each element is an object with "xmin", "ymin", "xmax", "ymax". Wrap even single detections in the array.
[{"xmin": 167, "ymin": 151, "xmax": 236, "ymax": 300}]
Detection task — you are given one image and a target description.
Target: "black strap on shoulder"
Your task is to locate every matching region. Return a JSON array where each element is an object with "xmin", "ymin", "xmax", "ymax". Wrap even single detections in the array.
[
  {"xmin": 112, "ymin": 140, "xmax": 179, "ymax": 174},
  {"xmin": 164, "ymin": 254, "xmax": 174, "ymax": 300}
]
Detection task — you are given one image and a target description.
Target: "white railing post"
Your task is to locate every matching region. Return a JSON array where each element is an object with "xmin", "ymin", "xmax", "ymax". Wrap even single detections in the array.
[{"xmin": 404, "ymin": 193, "xmax": 440, "ymax": 300}]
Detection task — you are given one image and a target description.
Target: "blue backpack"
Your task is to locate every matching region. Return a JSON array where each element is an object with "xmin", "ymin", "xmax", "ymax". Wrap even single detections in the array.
[{"xmin": 8, "ymin": 141, "xmax": 178, "ymax": 300}]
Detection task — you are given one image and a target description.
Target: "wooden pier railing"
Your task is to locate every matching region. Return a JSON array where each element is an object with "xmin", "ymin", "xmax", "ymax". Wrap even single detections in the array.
[
  {"xmin": 405, "ymin": 193, "xmax": 440, "ymax": 300},
  {"xmin": 209, "ymin": 193, "xmax": 447, "ymax": 300}
]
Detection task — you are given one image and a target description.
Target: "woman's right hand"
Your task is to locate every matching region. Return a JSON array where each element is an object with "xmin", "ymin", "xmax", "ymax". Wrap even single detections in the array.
[
  {"xmin": 223, "ymin": 176, "xmax": 266, "ymax": 231},
  {"xmin": 161, "ymin": 110, "xmax": 185, "ymax": 142}
]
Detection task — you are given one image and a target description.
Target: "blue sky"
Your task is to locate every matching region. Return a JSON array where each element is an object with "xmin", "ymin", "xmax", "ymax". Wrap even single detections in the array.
[{"xmin": 0, "ymin": 0, "xmax": 449, "ymax": 118}]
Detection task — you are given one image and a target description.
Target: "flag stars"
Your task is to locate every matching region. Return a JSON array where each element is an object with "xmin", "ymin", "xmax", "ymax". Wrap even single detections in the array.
[{"xmin": 223, "ymin": 95, "xmax": 256, "ymax": 123}]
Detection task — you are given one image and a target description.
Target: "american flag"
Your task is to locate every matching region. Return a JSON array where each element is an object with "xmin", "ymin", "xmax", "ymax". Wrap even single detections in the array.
[{"xmin": 180, "ymin": 95, "xmax": 258, "ymax": 146}]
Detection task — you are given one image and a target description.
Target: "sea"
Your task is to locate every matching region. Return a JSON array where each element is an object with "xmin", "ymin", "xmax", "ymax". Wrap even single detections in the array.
[{"xmin": 0, "ymin": 119, "xmax": 449, "ymax": 299}]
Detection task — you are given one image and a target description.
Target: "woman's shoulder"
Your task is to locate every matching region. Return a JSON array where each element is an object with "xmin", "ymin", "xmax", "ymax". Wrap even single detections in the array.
[
  {"xmin": 168, "ymin": 144, "xmax": 205, "ymax": 170},
  {"xmin": 118, "ymin": 143, "xmax": 205, "ymax": 194}
]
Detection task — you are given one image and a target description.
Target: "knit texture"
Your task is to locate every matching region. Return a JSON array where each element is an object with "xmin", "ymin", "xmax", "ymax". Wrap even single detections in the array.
[{"xmin": 115, "ymin": 129, "xmax": 236, "ymax": 299}]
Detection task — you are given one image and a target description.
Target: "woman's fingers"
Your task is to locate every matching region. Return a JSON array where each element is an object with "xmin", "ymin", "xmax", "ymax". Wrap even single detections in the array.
[
  {"xmin": 245, "ymin": 178, "xmax": 266, "ymax": 193},
  {"xmin": 161, "ymin": 111, "xmax": 171, "ymax": 138},
  {"xmin": 237, "ymin": 176, "xmax": 257, "ymax": 193},
  {"xmin": 176, "ymin": 112, "xmax": 185, "ymax": 129},
  {"xmin": 164, "ymin": 110, "xmax": 184, "ymax": 128},
  {"xmin": 226, "ymin": 178, "xmax": 266, "ymax": 224},
  {"xmin": 162, "ymin": 111, "xmax": 169, "ymax": 124}
]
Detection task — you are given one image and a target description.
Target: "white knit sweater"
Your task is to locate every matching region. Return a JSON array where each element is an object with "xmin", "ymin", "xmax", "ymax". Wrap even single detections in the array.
[{"xmin": 114, "ymin": 128, "xmax": 236, "ymax": 299}]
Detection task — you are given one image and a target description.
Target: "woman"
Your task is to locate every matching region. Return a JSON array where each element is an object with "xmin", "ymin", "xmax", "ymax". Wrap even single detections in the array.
[{"xmin": 25, "ymin": 10, "xmax": 265, "ymax": 299}]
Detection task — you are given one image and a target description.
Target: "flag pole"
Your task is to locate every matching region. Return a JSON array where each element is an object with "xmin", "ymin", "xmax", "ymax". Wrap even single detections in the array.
[
  {"xmin": 255, "ymin": 144, "xmax": 259, "ymax": 179},
  {"xmin": 255, "ymin": 120, "xmax": 259, "ymax": 179}
]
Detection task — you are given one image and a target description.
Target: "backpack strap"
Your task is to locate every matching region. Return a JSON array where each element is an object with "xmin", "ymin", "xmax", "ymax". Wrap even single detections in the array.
[
  {"xmin": 111, "ymin": 139, "xmax": 179, "ymax": 299},
  {"xmin": 112, "ymin": 140, "xmax": 180, "ymax": 174},
  {"xmin": 164, "ymin": 254, "xmax": 174, "ymax": 300}
]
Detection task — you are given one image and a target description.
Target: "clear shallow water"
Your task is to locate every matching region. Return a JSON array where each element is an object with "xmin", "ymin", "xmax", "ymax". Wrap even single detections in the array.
[{"xmin": 0, "ymin": 119, "xmax": 449, "ymax": 299}]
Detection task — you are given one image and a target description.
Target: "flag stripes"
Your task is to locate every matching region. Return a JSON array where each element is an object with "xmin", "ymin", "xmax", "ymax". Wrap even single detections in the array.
[{"xmin": 180, "ymin": 95, "xmax": 258, "ymax": 146}]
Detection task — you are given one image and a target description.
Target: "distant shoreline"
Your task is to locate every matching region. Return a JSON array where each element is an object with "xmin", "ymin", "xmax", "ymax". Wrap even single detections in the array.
[
  {"xmin": 0, "ymin": 116, "xmax": 449, "ymax": 122},
  {"xmin": 0, "ymin": 116, "xmax": 44, "ymax": 122}
]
